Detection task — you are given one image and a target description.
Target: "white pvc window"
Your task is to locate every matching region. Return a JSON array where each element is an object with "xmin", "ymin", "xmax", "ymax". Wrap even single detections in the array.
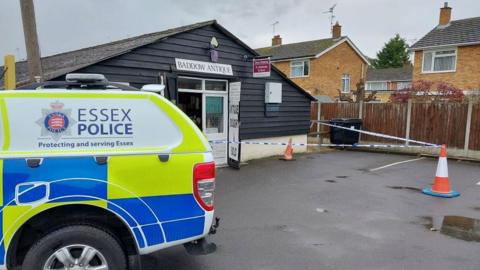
[
  {"xmin": 366, "ymin": 82, "xmax": 387, "ymax": 91},
  {"xmin": 290, "ymin": 60, "xmax": 310, "ymax": 78},
  {"xmin": 422, "ymin": 49, "xmax": 457, "ymax": 73},
  {"xmin": 397, "ymin": 81, "xmax": 412, "ymax": 90},
  {"xmin": 341, "ymin": 74, "xmax": 351, "ymax": 93}
]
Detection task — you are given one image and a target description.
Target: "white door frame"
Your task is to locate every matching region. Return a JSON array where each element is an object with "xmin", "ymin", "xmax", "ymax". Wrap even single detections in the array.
[
  {"xmin": 177, "ymin": 76, "xmax": 229, "ymax": 164},
  {"xmin": 203, "ymin": 93, "xmax": 228, "ymax": 141}
]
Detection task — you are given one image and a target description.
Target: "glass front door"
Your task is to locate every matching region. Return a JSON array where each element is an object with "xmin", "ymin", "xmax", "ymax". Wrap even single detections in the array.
[
  {"xmin": 204, "ymin": 95, "xmax": 226, "ymax": 140},
  {"xmin": 177, "ymin": 77, "xmax": 228, "ymax": 165}
]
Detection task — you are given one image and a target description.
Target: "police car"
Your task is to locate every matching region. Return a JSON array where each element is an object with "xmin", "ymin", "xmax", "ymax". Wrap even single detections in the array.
[{"xmin": 0, "ymin": 74, "xmax": 218, "ymax": 270}]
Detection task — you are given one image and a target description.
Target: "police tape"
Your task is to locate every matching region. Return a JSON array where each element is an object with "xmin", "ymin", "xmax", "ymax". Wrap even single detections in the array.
[
  {"xmin": 208, "ymin": 140, "xmax": 439, "ymax": 148},
  {"xmin": 312, "ymin": 121, "xmax": 439, "ymax": 147}
]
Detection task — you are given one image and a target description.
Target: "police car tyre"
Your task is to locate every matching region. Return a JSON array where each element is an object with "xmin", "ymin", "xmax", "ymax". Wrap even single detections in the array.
[{"xmin": 22, "ymin": 225, "xmax": 127, "ymax": 270}]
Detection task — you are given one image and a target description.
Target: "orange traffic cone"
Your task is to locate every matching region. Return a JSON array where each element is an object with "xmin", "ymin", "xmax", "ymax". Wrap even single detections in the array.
[
  {"xmin": 422, "ymin": 144, "xmax": 460, "ymax": 198},
  {"xmin": 281, "ymin": 138, "xmax": 294, "ymax": 161}
]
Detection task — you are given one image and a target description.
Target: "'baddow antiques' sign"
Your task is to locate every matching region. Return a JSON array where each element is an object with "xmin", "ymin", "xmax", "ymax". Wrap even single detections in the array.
[{"xmin": 175, "ymin": 58, "xmax": 233, "ymax": 76}]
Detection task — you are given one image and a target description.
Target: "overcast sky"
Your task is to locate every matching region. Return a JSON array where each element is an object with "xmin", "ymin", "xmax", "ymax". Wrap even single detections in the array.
[{"xmin": 1, "ymin": 0, "xmax": 479, "ymax": 65}]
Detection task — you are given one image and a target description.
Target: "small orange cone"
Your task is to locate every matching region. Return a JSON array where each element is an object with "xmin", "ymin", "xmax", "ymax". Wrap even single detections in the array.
[
  {"xmin": 422, "ymin": 144, "xmax": 460, "ymax": 198},
  {"xmin": 281, "ymin": 138, "xmax": 294, "ymax": 161}
]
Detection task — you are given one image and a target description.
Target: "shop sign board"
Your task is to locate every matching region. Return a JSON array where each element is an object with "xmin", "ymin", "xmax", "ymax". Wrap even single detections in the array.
[
  {"xmin": 175, "ymin": 58, "xmax": 233, "ymax": 76},
  {"xmin": 253, "ymin": 57, "xmax": 271, "ymax": 78}
]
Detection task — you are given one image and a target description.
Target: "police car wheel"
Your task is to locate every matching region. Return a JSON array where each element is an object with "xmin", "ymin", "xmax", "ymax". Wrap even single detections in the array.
[{"xmin": 22, "ymin": 225, "xmax": 127, "ymax": 270}]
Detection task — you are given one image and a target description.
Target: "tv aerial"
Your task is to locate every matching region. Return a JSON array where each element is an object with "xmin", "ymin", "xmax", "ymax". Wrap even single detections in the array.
[
  {"xmin": 271, "ymin": 21, "xmax": 279, "ymax": 36},
  {"xmin": 323, "ymin": 4, "xmax": 337, "ymax": 33}
]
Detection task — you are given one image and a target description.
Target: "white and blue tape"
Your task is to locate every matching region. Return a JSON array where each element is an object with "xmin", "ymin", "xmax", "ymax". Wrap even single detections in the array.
[
  {"xmin": 312, "ymin": 121, "xmax": 440, "ymax": 147},
  {"xmin": 209, "ymin": 122, "xmax": 441, "ymax": 149},
  {"xmin": 209, "ymin": 140, "xmax": 439, "ymax": 148}
]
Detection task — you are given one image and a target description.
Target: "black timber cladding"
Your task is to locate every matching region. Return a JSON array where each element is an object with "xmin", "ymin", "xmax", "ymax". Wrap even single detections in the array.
[
  {"xmin": 53, "ymin": 23, "xmax": 312, "ymax": 140},
  {"xmin": 1, "ymin": 21, "xmax": 217, "ymax": 87}
]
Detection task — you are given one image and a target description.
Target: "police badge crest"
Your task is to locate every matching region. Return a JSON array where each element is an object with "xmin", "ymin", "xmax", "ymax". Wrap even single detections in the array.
[{"xmin": 36, "ymin": 101, "xmax": 76, "ymax": 141}]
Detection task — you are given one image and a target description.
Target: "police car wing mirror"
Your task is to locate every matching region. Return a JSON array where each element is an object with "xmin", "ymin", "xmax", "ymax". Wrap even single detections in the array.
[
  {"xmin": 94, "ymin": 156, "xmax": 109, "ymax": 165},
  {"xmin": 26, "ymin": 158, "xmax": 43, "ymax": 168},
  {"xmin": 158, "ymin": 154, "xmax": 170, "ymax": 162},
  {"xmin": 141, "ymin": 84, "xmax": 165, "ymax": 96}
]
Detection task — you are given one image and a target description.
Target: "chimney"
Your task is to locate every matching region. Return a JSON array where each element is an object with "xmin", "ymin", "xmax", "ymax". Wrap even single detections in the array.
[
  {"xmin": 439, "ymin": 2, "xmax": 452, "ymax": 26},
  {"xmin": 332, "ymin": 21, "xmax": 342, "ymax": 39},
  {"xmin": 272, "ymin": 35, "xmax": 282, "ymax": 46}
]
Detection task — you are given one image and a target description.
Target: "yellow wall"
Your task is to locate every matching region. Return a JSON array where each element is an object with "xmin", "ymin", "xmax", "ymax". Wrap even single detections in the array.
[
  {"xmin": 273, "ymin": 41, "xmax": 367, "ymax": 98},
  {"xmin": 412, "ymin": 45, "xmax": 480, "ymax": 91}
]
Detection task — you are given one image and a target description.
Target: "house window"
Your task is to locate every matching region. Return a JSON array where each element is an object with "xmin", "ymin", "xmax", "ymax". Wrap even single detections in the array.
[
  {"xmin": 422, "ymin": 49, "xmax": 456, "ymax": 73},
  {"xmin": 341, "ymin": 74, "xmax": 351, "ymax": 93},
  {"xmin": 366, "ymin": 82, "xmax": 388, "ymax": 91},
  {"xmin": 290, "ymin": 60, "xmax": 310, "ymax": 78},
  {"xmin": 397, "ymin": 81, "xmax": 412, "ymax": 90}
]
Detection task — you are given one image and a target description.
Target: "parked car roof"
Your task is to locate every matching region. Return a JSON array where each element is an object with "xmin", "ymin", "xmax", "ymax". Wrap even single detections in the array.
[{"xmin": 410, "ymin": 16, "xmax": 480, "ymax": 50}]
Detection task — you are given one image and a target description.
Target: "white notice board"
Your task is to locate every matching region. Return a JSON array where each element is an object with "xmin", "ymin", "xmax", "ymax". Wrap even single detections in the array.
[{"xmin": 228, "ymin": 82, "xmax": 241, "ymax": 161}]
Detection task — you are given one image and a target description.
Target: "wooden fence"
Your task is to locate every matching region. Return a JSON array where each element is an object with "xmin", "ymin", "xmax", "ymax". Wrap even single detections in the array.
[{"xmin": 311, "ymin": 101, "xmax": 480, "ymax": 151}]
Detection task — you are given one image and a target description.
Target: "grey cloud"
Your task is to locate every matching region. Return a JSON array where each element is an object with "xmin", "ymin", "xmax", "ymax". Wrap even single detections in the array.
[{"xmin": 1, "ymin": 0, "xmax": 479, "ymax": 65}]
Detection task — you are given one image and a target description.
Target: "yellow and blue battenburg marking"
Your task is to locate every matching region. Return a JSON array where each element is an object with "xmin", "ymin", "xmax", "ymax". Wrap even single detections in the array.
[
  {"xmin": 0, "ymin": 154, "xmax": 210, "ymax": 265},
  {"xmin": 0, "ymin": 91, "xmax": 214, "ymax": 267}
]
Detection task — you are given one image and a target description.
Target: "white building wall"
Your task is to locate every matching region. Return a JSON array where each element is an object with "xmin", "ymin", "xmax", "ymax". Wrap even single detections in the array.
[{"xmin": 240, "ymin": 134, "xmax": 307, "ymax": 162}]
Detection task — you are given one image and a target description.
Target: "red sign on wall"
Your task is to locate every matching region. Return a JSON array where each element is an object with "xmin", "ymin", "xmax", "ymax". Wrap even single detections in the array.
[{"xmin": 253, "ymin": 57, "xmax": 271, "ymax": 78}]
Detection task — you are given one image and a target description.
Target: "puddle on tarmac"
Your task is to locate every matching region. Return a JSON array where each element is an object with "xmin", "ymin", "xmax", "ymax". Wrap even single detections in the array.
[
  {"xmin": 325, "ymin": 179, "xmax": 337, "ymax": 183},
  {"xmin": 419, "ymin": 216, "xmax": 480, "ymax": 242},
  {"xmin": 336, "ymin": 176, "xmax": 349, "ymax": 179},
  {"xmin": 386, "ymin": 186, "xmax": 422, "ymax": 192}
]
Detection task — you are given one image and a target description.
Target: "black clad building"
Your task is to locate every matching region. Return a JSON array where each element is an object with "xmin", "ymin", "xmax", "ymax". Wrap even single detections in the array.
[{"xmin": 5, "ymin": 20, "xmax": 314, "ymax": 165}]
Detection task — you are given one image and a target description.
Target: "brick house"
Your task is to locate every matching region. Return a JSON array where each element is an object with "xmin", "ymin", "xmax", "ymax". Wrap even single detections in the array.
[
  {"xmin": 410, "ymin": 2, "xmax": 480, "ymax": 93},
  {"xmin": 256, "ymin": 22, "xmax": 369, "ymax": 100},
  {"xmin": 365, "ymin": 66, "xmax": 412, "ymax": 102}
]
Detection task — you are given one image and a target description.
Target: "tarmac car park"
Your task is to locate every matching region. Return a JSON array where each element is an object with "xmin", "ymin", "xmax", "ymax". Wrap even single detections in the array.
[{"xmin": 144, "ymin": 151, "xmax": 480, "ymax": 270}]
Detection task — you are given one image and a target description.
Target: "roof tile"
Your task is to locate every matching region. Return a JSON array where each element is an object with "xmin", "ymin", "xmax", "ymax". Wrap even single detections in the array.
[
  {"xmin": 410, "ymin": 17, "xmax": 480, "ymax": 49},
  {"xmin": 366, "ymin": 66, "xmax": 413, "ymax": 82},
  {"xmin": 256, "ymin": 38, "xmax": 340, "ymax": 60},
  {"xmin": 1, "ymin": 20, "xmax": 216, "ymax": 86}
]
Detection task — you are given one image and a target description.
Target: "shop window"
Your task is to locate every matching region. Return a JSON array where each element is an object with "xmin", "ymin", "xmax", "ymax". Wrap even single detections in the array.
[
  {"xmin": 178, "ymin": 78, "xmax": 202, "ymax": 90},
  {"xmin": 177, "ymin": 92, "xmax": 202, "ymax": 128},
  {"xmin": 205, "ymin": 80, "xmax": 227, "ymax": 91}
]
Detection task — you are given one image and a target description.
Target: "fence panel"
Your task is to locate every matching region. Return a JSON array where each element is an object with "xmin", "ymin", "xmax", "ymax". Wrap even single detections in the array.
[
  {"xmin": 320, "ymin": 103, "xmax": 359, "ymax": 120},
  {"xmin": 311, "ymin": 102, "xmax": 475, "ymax": 149},
  {"xmin": 409, "ymin": 103, "xmax": 467, "ymax": 148},
  {"xmin": 310, "ymin": 102, "xmax": 318, "ymax": 133},
  {"xmin": 469, "ymin": 104, "xmax": 480, "ymax": 150},
  {"xmin": 362, "ymin": 103, "xmax": 407, "ymax": 143}
]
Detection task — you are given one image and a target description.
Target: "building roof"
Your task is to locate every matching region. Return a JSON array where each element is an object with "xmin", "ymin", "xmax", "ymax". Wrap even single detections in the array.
[
  {"xmin": 1, "ymin": 20, "xmax": 315, "ymax": 100},
  {"xmin": 256, "ymin": 36, "xmax": 369, "ymax": 64},
  {"xmin": 410, "ymin": 17, "xmax": 480, "ymax": 50},
  {"xmin": 0, "ymin": 20, "xmax": 215, "ymax": 87},
  {"xmin": 256, "ymin": 38, "xmax": 339, "ymax": 61},
  {"xmin": 366, "ymin": 66, "xmax": 413, "ymax": 82}
]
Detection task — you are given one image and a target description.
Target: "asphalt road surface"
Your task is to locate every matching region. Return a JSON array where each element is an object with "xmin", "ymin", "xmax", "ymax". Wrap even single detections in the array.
[{"xmin": 144, "ymin": 151, "xmax": 480, "ymax": 270}]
